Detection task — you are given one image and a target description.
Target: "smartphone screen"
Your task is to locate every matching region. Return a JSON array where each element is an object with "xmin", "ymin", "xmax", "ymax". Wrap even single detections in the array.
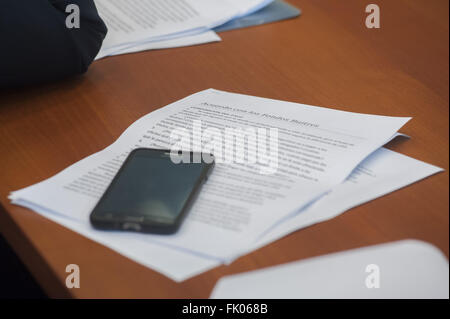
[{"xmin": 90, "ymin": 148, "xmax": 214, "ymax": 234}]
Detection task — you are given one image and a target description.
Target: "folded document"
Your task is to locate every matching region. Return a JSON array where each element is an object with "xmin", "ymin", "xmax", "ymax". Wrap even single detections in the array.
[{"xmin": 9, "ymin": 89, "xmax": 442, "ymax": 281}]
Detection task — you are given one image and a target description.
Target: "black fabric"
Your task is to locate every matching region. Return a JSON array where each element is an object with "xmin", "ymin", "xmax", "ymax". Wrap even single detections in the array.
[
  {"xmin": 0, "ymin": 235, "xmax": 47, "ymax": 298},
  {"xmin": 0, "ymin": 0, "xmax": 107, "ymax": 87}
]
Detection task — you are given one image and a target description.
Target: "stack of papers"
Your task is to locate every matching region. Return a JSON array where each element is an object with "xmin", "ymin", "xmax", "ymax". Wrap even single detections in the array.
[
  {"xmin": 94, "ymin": 0, "xmax": 275, "ymax": 59},
  {"xmin": 10, "ymin": 89, "xmax": 443, "ymax": 281}
]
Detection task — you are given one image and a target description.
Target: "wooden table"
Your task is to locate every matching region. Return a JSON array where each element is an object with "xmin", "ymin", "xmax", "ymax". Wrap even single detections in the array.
[{"xmin": 0, "ymin": 0, "xmax": 448, "ymax": 298}]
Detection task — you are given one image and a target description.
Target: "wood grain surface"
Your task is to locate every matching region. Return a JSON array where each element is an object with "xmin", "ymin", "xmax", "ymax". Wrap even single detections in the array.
[{"xmin": 0, "ymin": 0, "xmax": 448, "ymax": 298}]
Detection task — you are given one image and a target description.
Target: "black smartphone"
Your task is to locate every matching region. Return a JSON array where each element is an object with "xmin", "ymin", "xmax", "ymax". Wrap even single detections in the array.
[{"xmin": 90, "ymin": 148, "xmax": 214, "ymax": 234}]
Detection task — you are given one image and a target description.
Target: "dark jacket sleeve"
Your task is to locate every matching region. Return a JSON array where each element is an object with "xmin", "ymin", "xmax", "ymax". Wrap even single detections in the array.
[{"xmin": 0, "ymin": 0, "xmax": 107, "ymax": 87}]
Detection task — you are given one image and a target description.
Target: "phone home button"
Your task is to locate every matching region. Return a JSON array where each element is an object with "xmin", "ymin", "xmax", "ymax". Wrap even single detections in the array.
[{"xmin": 122, "ymin": 222, "xmax": 141, "ymax": 231}]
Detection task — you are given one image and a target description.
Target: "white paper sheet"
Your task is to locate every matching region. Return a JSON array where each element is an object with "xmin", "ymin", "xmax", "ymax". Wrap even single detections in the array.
[
  {"xmin": 10, "ymin": 89, "xmax": 410, "ymax": 262},
  {"xmin": 210, "ymin": 240, "xmax": 449, "ymax": 299},
  {"xmin": 12, "ymin": 147, "xmax": 443, "ymax": 281}
]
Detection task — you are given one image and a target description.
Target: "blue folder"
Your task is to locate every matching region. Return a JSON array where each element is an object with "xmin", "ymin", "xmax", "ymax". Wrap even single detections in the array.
[{"xmin": 213, "ymin": 0, "xmax": 301, "ymax": 33}]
